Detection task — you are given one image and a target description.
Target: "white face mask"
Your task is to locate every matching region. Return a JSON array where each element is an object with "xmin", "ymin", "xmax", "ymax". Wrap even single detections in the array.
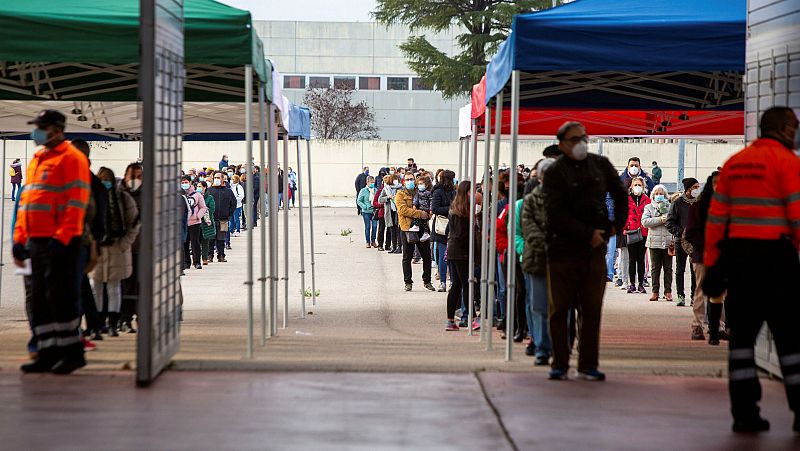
[
  {"xmin": 418, "ymin": 184, "xmax": 426, "ymax": 191},
  {"xmin": 571, "ymin": 141, "xmax": 589, "ymax": 161},
  {"xmin": 628, "ymin": 166, "xmax": 640, "ymax": 176},
  {"xmin": 691, "ymin": 188, "xmax": 702, "ymax": 199},
  {"xmin": 213, "ymin": 179, "xmax": 222, "ymax": 186},
  {"xmin": 632, "ymin": 185, "xmax": 643, "ymax": 196},
  {"xmin": 127, "ymin": 179, "xmax": 142, "ymax": 191}
]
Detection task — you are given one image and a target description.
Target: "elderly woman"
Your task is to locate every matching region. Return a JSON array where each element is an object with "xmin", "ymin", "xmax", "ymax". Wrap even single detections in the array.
[
  {"xmin": 624, "ymin": 177, "xmax": 651, "ymax": 294},
  {"xmin": 357, "ymin": 175, "xmax": 378, "ymax": 248},
  {"xmin": 379, "ymin": 174, "xmax": 401, "ymax": 253},
  {"xmin": 641, "ymin": 184, "xmax": 673, "ymax": 301}
]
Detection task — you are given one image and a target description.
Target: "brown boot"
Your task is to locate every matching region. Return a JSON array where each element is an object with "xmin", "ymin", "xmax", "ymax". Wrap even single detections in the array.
[{"xmin": 649, "ymin": 292, "xmax": 659, "ymax": 302}]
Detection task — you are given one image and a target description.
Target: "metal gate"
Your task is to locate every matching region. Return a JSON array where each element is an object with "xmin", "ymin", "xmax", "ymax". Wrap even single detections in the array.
[{"xmin": 136, "ymin": 0, "xmax": 185, "ymax": 386}]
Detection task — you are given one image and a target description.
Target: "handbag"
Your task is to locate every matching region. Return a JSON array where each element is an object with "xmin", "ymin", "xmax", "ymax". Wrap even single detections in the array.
[
  {"xmin": 405, "ymin": 231, "xmax": 420, "ymax": 244},
  {"xmin": 434, "ymin": 214, "xmax": 449, "ymax": 236},
  {"xmin": 667, "ymin": 239, "xmax": 676, "ymax": 256},
  {"xmin": 625, "ymin": 228, "xmax": 643, "ymax": 246},
  {"xmin": 219, "ymin": 221, "xmax": 229, "ymax": 233}
]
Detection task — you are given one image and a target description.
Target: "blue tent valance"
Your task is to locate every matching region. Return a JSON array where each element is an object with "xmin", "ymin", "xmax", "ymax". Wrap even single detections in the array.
[
  {"xmin": 288, "ymin": 105, "xmax": 311, "ymax": 140},
  {"xmin": 486, "ymin": 0, "xmax": 746, "ymax": 110}
]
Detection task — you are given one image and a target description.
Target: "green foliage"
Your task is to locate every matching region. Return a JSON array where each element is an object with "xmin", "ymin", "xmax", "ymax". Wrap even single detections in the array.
[
  {"xmin": 301, "ymin": 288, "xmax": 321, "ymax": 298},
  {"xmin": 373, "ymin": 0, "xmax": 562, "ymax": 99},
  {"xmin": 340, "ymin": 228, "xmax": 353, "ymax": 236}
]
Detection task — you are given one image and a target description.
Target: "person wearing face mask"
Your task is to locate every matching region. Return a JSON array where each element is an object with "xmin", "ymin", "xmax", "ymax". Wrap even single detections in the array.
[
  {"xmin": 197, "ymin": 181, "xmax": 216, "ymax": 266},
  {"xmin": 13, "ymin": 110, "xmax": 92, "ymax": 374},
  {"xmin": 182, "ymin": 176, "xmax": 208, "ymax": 271},
  {"xmin": 542, "ymin": 121, "xmax": 628, "ymax": 381},
  {"xmin": 666, "ymin": 177, "xmax": 700, "ymax": 309},
  {"xmin": 91, "ymin": 167, "xmax": 140, "ymax": 338},
  {"xmin": 230, "ymin": 174, "xmax": 245, "ymax": 237},
  {"xmin": 288, "ymin": 166, "xmax": 297, "ymax": 209},
  {"xmin": 396, "ymin": 172, "xmax": 436, "ymax": 292},
  {"xmin": 219, "ymin": 154, "xmax": 229, "ymax": 171},
  {"xmin": 354, "ymin": 166, "xmax": 370, "ymax": 216},
  {"xmin": 430, "ymin": 170, "xmax": 456, "ymax": 292},
  {"xmin": 641, "ymin": 184, "xmax": 673, "ymax": 302},
  {"xmin": 357, "ymin": 176, "xmax": 379, "ymax": 248},
  {"xmin": 207, "ymin": 172, "xmax": 237, "ymax": 262},
  {"xmin": 410, "ymin": 174, "xmax": 433, "ymax": 243},
  {"xmin": 118, "ymin": 162, "xmax": 143, "ymax": 333},
  {"xmin": 620, "ymin": 157, "xmax": 655, "ymax": 194},
  {"xmin": 379, "ymin": 174, "xmax": 402, "ymax": 253},
  {"xmin": 651, "ymin": 161, "xmax": 663, "ymax": 185},
  {"xmin": 702, "ymin": 107, "xmax": 800, "ymax": 434},
  {"xmin": 624, "ymin": 177, "xmax": 651, "ymax": 295}
]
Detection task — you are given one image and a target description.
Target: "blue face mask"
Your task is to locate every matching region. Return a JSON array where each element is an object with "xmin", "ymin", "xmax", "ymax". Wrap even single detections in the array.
[
  {"xmin": 31, "ymin": 128, "xmax": 49, "ymax": 146},
  {"xmin": 197, "ymin": 187, "xmax": 204, "ymax": 194},
  {"xmin": 368, "ymin": 183, "xmax": 375, "ymax": 189},
  {"xmin": 102, "ymin": 180, "xmax": 114, "ymax": 190},
  {"xmin": 181, "ymin": 183, "xmax": 190, "ymax": 190},
  {"xmin": 654, "ymin": 194, "xmax": 666, "ymax": 202},
  {"xmin": 405, "ymin": 180, "xmax": 415, "ymax": 190}
]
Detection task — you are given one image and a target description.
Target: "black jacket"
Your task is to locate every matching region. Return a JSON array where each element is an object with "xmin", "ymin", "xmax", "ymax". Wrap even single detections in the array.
[
  {"xmin": 543, "ymin": 153, "xmax": 628, "ymax": 262},
  {"xmin": 666, "ymin": 195, "xmax": 693, "ymax": 241},
  {"xmin": 430, "ymin": 184, "xmax": 455, "ymax": 243},
  {"xmin": 252, "ymin": 173, "xmax": 261, "ymax": 200},
  {"xmin": 89, "ymin": 174, "xmax": 107, "ymax": 243},
  {"xmin": 208, "ymin": 185, "xmax": 237, "ymax": 220},
  {"xmin": 446, "ymin": 213, "xmax": 471, "ymax": 261},
  {"xmin": 354, "ymin": 172, "xmax": 367, "ymax": 195}
]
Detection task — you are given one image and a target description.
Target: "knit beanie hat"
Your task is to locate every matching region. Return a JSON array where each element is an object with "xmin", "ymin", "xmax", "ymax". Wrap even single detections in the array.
[{"xmin": 682, "ymin": 177, "xmax": 699, "ymax": 191}]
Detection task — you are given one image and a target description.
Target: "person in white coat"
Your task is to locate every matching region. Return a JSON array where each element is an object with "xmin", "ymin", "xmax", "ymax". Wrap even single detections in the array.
[
  {"xmin": 641, "ymin": 184, "xmax": 673, "ymax": 302},
  {"xmin": 230, "ymin": 174, "xmax": 245, "ymax": 237}
]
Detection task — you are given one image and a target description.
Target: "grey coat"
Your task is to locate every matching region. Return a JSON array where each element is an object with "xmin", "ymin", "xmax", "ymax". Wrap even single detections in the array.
[
  {"xmin": 91, "ymin": 188, "xmax": 141, "ymax": 282},
  {"xmin": 378, "ymin": 184, "xmax": 397, "ymax": 228},
  {"xmin": 641, "ymin": 201, "xmax": 672, "ymax": 249}
]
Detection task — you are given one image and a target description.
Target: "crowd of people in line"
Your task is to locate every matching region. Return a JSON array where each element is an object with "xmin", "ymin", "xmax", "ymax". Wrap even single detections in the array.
[{"xmin": 354, "ymin": 108, "xmax": 800, "ymax": 433}]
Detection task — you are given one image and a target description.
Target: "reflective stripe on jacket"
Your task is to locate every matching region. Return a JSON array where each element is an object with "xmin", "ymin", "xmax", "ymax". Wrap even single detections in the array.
[
  {"xmin": 704, "ymin": 138, "xmax": 800, "ymax": 266},
  {"xmin": 14, "ymin": 141, "xmax": 91, "ymax": 245}
]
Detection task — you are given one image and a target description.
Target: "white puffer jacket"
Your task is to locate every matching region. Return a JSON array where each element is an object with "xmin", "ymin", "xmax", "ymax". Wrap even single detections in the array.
[{"xmin": 641, "ymin": 201, "xmax": 673, "ymax": 249}]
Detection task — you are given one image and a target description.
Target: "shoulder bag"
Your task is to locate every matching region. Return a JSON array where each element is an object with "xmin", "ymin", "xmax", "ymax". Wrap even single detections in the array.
[{"xmin": 625, "ymin": 228, "xmax": 643, "ymax": 246}]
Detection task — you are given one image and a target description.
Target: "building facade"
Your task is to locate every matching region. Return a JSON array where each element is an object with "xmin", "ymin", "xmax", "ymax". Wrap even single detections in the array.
[{"xmin": 253, "ymin": 20, "xmax": 468, "ymax": 141}]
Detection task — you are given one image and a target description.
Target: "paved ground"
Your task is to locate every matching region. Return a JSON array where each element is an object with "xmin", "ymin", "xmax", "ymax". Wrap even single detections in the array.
[{"xmin": 0, "ymin": 203, "xmax": 795, "ymax": 449}]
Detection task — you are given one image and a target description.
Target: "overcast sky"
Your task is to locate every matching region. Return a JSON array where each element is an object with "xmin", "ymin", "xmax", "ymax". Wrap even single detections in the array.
[{"xmin": 219, "ymin": 0, "xmax": 379, "ymax": 22}]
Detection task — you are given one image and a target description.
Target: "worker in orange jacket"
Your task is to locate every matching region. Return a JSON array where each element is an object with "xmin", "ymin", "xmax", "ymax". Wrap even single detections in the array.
[
  {"xmin": 12, "ymin": 109, "xmax": 91, "ymax": 375},
  {"xmin": 704, "ymin": 107, "xmax": 800, "ymax": 434}
]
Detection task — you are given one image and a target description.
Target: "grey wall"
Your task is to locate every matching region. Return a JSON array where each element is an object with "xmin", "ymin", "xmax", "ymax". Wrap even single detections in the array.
[{"xmin": 254, "ymin": 20, "xmax": 468, "ymax": 141}]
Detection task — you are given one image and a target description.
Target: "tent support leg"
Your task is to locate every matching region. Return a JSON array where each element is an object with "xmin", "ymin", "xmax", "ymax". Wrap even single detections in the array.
[
  {"xmin": 458, "ymin": 139, "xmax": 464, "ymax": 181},
  {"xmin": 479, "ymin": 106, "xmax": 492, "ymax": 342},
  {"xmin": 269, "ymin": 107, "xmax": 279, "ymax": 336},
  {"xmin": 0, "ymin": 138, "xmax": 6, "ymax": 308},
  {"xmin": 487, "ymin": 92, "xmax": 503, "ymax": 352},
  {"xmin": 296, "ymin": 139, "xmax": 307, "ymax": 319},
  {"xmin": 282, "ymin": 134, "xmax": 290, "ymax": 328},
  {"xmin": 506, "ymin": 70, "xmax": 521, "ymax": 362},
  {"xmin": 677, "ymin": 138, "xmax": 686, "ymax": 186},
  {"xmin": 258, "ymin": 82, "xmax": 268, "ymax": 345},
  {"xmin": 244, "ymin": 66, "xmax": 254, "ymax": 359},
  {"xmin": 467, "ymin": 119, "xmax": 478, "ymax": 336},
  {"xmin": 306, "ymin": 140, "xmax": 317, "ymax": 307}
]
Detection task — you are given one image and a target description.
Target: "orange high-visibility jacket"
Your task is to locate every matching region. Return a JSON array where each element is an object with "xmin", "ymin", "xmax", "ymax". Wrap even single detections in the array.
[
  {"xmin": 13, "ymin": 141, "xmax": 91, "ymax": 246},
  {"xmin": 704, "ymin": 138, "xmax": 800, "ymax": 267}
]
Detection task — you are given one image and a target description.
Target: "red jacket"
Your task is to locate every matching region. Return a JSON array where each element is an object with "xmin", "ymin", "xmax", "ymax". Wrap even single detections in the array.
[
  {"xmin": 625, "ymin": 194, "xmax": 651, "ymax": 238},
  {"xmin": 496, "ymin": 204, "xmax": 510, "ymax": 256},
  {"xmin": 704, "ymin": 138, "xmax": 800, "ymax": 266},
  {"xmin": 372, "ymin": 190, "xmax": 385, "ymax": 218}
]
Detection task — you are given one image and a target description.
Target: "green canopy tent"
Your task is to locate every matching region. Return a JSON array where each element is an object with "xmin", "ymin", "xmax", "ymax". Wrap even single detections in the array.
[
  {"xmin": 0, "ymin": 0, "xmax": 283, "ymax": 382},
  {"xmin": 0, "ymin": 0, "xmax": 271, "ymax": 102}
]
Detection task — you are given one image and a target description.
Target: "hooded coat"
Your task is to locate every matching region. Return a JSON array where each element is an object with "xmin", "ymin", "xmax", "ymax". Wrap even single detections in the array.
[{"xmin": 91, "ymin": 186, "xmax": 140, "ymax": 282}]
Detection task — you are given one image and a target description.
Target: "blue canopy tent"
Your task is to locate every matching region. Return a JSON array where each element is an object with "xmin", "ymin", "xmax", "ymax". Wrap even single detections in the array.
[
  {"xmin": 486, "ymin": 0, "xmax": 746, "ymax": 111},
  {"xmin": 480, "ymin": 0, "xmax": 747, "ymax": 361}
]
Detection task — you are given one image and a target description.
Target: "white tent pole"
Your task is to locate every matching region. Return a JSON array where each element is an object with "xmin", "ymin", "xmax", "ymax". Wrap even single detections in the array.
[
  {"xmin": 487, "ymin": 92, "xmax": 503, "ymax": 352},
  {"xmin": 258, "ymin": 82, "xmax": 268, "ymax": 345},
  {"xmin": 467, "ymin": 119, "xmax": 478, "ymax": 335},
  {"xmin": 0, "ymin": 138, "xmax": 6, "ymax": 308},
  {"xmin": 295, "ymin": 139, "xmax": 307, "ymax": 318},
  {"xmin": 458, "ymin": 138, "xmax": 464, "ymax": 181},
  {"xmin": 268, "ymin": 106, "xmax": 279, "ymax": 336},
  {"xmin": 479, "ymin": 107, "xmax": 491, "ymax": 342},
  {"xmin": 282, "ymin": 134, "xmax": 290, "ymax": 328},
  {"xmin": 244, "ymin": 65, "xmax": 254, "ymax": 359},
  {"xmin": 306, "ymin": 140, "xmax": 318, "ymax": 307},
  {"xmin": 506, "ymin": 70, "xmax": 521, "ymax": 362}
]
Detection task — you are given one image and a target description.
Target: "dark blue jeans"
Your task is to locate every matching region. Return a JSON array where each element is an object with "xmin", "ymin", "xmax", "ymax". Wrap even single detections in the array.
[
  {"xmin": 525, "ymin": 273, "xmax": 552, "ymax": 358},
  {"xmin": 362, "ymin": 212, "xmax": 377, "ymax": 244},
  {"xmin": 435, "ymin": 241, "xmax": 448, "ymax": 284}
]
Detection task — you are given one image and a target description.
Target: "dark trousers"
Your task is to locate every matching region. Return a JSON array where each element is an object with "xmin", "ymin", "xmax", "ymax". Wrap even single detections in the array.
[
  {"xmin": 400, "ymin": 231, "xmax": 431, "ymax": 284},
  {"xmin": 447, "ymin": 259, "xmax": 470, "ymax": 319},
  {"xmin": 387, "ymin": 226, "xmax": 400, "ymax": 250},
  {"xmin": 201, "ymin": 239, "xmax": 212, "ymax": 260},
  {"xmin": 377, "ymin": 217, "xmax": 386, "ymax": 248},
  {"xmin": 627, "ymin": 240, "xmax": 646, "ymax": 286},
  {"xmin": 183, "ymin": 224, "xmax": 202, "ymax": 266},
  {"xmin": 81, "ymin": 274, "xmax": 103, "ymax": 332},
  {"xmin": 723, "ymin": 239, "xmax": 800, "ymax": 420},
  {"xmin": 675, "ymin": 243, "xmax": 696, "ymax": 298},
  {"xmin": 28, "ymin": 238, "xmax": 84, "ymax": 361},
  {"xmin": 548, "ymin": 246, "xmax": 606, "ymax": 372},
  {"xmin": 649, "ymin": 248, "xmax": 673, "ymax": 294},
  {"xmin": 252, "ymin": 197, "xmax": 260, "ymax": 227},
  {"xmin": 120, "ymin": 251, "xmax": 139, "ymax": 326}
]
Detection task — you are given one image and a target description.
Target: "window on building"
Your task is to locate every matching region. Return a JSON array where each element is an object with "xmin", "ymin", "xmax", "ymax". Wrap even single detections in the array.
[
  {"xmin": 283, "ymin": 75, "xmax": 306, "ymax": 89},
  {"xmin": 333, "ymin": 77, "xmax": 356, "ymax": 90},
  {"xmin": 412, "ymin": 77, "xmax": 431, "ymax": 91},
  {"xmin": 387, "ymin": 77, "xmax": 409, "ymax": 91},
  {"xmin": 309, "ymin": 76, "xmax": 331, "ymax": 89},
  {"xmin": 359, "ymin": 76, "xmax": 380, "ymax": 90}
]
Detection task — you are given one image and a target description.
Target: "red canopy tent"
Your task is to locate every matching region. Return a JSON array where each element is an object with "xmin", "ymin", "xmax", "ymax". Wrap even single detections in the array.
[{"xmin": 468, "ymin": 76, "xmax": 744, "ymax": 137}]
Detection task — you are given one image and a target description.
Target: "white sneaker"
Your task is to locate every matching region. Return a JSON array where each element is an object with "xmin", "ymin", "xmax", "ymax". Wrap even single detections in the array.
[
  {"xmin": 420, "ymin": 232, "xmax": 430, "ymax": 242},
  {"xmin": 408, "ymin": 225, "xmax": 420, "ymax": 232}
]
